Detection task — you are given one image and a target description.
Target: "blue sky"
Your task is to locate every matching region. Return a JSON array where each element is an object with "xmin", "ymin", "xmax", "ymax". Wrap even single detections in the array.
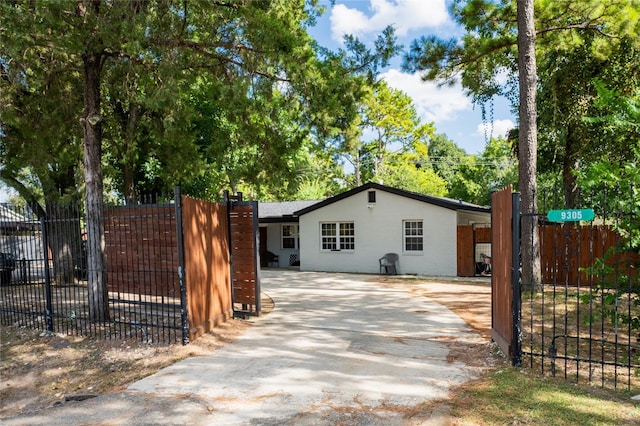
[{"xmin": 307, "ymin": 0, "xmax": 516, "ymax": 155}]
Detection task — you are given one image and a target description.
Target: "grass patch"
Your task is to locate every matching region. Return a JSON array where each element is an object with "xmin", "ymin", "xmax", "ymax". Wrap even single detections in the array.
[{"xmin": 438, "ymin": 367, "xmax": 640, "ymax": 425}]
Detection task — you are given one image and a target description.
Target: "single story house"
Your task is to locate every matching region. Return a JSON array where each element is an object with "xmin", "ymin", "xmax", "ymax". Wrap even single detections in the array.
[
  {"xmin": 258, "ymin": 200, "xmax": 319, "ymax": 268},
  {"xmin": 293, "ymin": 183, "xmax": 491, "ymax": 276}
]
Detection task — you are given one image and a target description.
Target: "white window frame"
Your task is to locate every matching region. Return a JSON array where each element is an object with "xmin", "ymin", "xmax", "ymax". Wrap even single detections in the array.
[
  {"xmin": 403, "ymin": 220, "xmax": 424, "ymax": 253},
  {"xmin": 281, "ymin": 224, "xmax": 298, "ymax": 250},
  {"xmin": 320, "ymin": 221, "xmax": 355, "ymax": 251}
]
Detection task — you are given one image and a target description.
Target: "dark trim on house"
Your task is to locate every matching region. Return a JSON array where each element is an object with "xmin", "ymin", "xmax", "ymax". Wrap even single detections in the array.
[
  {"xmin": 259, "ymin": 216, "xmax": 300, "ymax": 224},
  {"xmin": 295, "ymin": 182, "xmax": 490, "ymax": 216}
]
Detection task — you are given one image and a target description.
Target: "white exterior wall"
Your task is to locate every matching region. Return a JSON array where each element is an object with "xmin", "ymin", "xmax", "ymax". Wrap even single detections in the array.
[
  {"xmin": 298, "ymin": 190, "xmax": 458, "ymax": 276},
  {"xmin": 261, "ymin": 222, "xmax": 300, "ymax": 268}
]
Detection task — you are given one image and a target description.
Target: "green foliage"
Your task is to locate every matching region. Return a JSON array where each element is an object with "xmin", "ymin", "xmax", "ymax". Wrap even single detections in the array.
[
  {"xmin": 579, "ymin": 84, "xmax": 640, "ymax": 249},
  {"xmin": 379, "ymin": 142, "xmax": 448, "ymax": 196},
  {"xmin": 338, "ymin": 80, "xmax": 441, "ymax": 192},
  {"xmin": 537, "ymin": 36, "xmax": 640, "ymax": 206},
  {"xmin": 427, "ymin": 133, "xmax": 467, "ymax": 187},
  {"xmin": 403, "ymin": 0, "xmax": 640, "ymax": 201},
  {"xmin": 0, "ymin": 1, "xmax": 85, "ymax": 206},
  {"xmin": 578, "ymin": 84, "xmax": 640, "ymax": 331},
  {"xmin": 1, "ymin": 0, "xmax": 401, "ymax": 204},
  {"xmin": 447, "ymin": 137, "xmax": 518, "ymax": 205},
  {"xmin": 579, "ymin": 249, "xmax": 640, "ymax": 331}
]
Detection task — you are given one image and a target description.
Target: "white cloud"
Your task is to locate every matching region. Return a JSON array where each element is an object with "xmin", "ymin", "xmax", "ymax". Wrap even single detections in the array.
[
  {"xmin": 476, "ymin": 119, "xmax": 516, "ymax": 139},
  {"xmin": 381, "ymin": 69, "xmax": 471, "ymax": 123},
  {"xmin": 330, "ymin": 0, "xmax": 450, "ymax": 43},
  {"xmin": 330, "ymin": 5, "xmax": 371, "ymax": 42}
]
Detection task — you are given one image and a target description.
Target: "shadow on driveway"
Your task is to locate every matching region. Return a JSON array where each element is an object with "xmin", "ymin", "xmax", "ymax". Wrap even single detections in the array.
[{"xmin": 4, "ymin": 270, "xmax": 497, "ymax": 425}]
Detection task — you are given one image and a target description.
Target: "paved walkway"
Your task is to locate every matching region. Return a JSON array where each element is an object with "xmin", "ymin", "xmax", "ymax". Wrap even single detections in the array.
[{"xmin": 3, "ymin": 270, "xmax": 487, "ymax": 425}]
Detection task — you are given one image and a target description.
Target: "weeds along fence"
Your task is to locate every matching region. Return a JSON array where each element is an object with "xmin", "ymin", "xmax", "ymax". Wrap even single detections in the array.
[
  {"xmin": 0, "ymin": 190, "xmax": 242, "ymax": 345},
  {"xmin": 515, "ymin": 186, "xmax": 640, "ymax": 391}
]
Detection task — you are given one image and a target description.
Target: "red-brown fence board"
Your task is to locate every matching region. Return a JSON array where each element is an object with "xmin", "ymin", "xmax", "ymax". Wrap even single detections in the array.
[
  {"xmin": 475, "ymin": 227, "xmax": 491, "ymax": 243},
  {"xmin": 540, "ymin": 224, "xmax": 639, "ymax": 285},
  {"xmin": 229, "ymin": 203, "xmax": 259, "ymax": 311},
  {"xmin": 104, "ymin": 206, "xmax": 179, "ymax": 298},
  {"xmin": 491, "ymin": 186, "xmax": 513, "ymax": 358},
  {"xmin": 181, "ymin": 196, "xmax": 232, "ymax": 340},
  {"xmin": 457, "ymin": 226, "xmax": 475, "ymax": 277}
]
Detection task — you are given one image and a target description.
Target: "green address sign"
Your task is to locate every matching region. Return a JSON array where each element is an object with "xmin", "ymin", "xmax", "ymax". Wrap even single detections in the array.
[{"xmin": 547, "ymin": 208, "xmax": 595, "ymax": 222}]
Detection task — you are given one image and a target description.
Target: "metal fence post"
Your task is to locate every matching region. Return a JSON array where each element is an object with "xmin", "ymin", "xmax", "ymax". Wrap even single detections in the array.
[
  {"xmin": 511, "ymin": 192, "xmax": 522, "ymax": 366},
  {"xmin": 224, "ymin": 190, "xmax": 235, "ymax": 314},
  {"xmin": 40, "ymin": 216, "xmax": 54, "ymax": 333},
  {"xmin": 174, "ymin": 186, "xmax": 189, "ymax": 345}
]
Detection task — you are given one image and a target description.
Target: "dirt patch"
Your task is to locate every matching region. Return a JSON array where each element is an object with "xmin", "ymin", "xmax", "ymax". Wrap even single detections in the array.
[
  {"xmin": 374, "ymin": 277, "xmax": 493, "ymax": 338},
  {"xmin": 373, "ymin": 277, "xmax": 505, "ymax": 382},
  {"xmin": 0, "ymin": 319, "xmax": 252, "ymax": 418}
]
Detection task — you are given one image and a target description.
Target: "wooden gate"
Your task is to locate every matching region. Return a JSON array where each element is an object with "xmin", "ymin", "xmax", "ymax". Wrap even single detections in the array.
[
  {"xmin": 457, "ymin": 225, "xmax": 492, "ymax": 277},
  {"xmin": 491, "ymin": 185, "xmax": 520, "ymax": 363},
  {"xmin": 180, "ymin": 196, "xmax": 233, "ymax": 341},
  {"xmin": 226, "ymin": 192, "xmax": 261, "ymax": 317}
]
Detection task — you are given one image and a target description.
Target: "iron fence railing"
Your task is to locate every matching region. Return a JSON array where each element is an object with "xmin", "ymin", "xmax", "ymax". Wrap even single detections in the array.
[
  {"xmin": 516, "ymin": 186, "xmax": 640, "ymax": 391},
  {"xmin": 0, "ymin": 200, "xmax": 186, "ymax": 345}
]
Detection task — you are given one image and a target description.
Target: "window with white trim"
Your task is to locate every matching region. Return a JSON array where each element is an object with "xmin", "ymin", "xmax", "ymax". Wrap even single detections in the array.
[
  {"xmin": 321, "ymin": 222, "xmax": 355, "ymax": 251},
  {"xmin": 281, "ymin": 224, "xmax": 298, "ymax": 249},
  {"xmin": 403, "ymin": 220, "xmax": 423, "ymax": 252}
]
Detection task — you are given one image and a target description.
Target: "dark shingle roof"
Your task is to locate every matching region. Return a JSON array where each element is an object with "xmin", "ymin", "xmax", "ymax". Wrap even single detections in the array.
[
  {"xmin": 294, "ymin": 182, "xmax": 490, "ymax": 216},
  {"xmin": 258, "ymin": 200, "xmax": 320, "ymax": 222}
]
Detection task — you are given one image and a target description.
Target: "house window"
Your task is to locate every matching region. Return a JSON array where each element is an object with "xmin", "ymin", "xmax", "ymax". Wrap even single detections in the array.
[
  {"xmin": 321, "ymin": 222, "xmax": 355, "ymax": 251},
  {"xmin": 403, "ymin": 220, "xmax": 423, "ymax": 252},
  {"xmin": 281, "ymin": 224, "xmax": 298, "ymax": 249},
  {"xmin": 368, "ymin": 191, "xmax": 376, "ymax": 203}
]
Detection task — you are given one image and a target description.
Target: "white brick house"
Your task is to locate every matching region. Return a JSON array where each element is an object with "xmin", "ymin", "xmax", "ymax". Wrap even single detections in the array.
[{"xmin": 294, "ymin": 183, "xmax": 490, "ymax": 276}]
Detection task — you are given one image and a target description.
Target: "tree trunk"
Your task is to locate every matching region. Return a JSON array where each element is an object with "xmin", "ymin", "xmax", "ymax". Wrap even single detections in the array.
[
  {"xmin": 562, "ymin": 125, "xmax": 579, "ymax": 208},
  {"xmin": 116, "ymin": 101, "xmax": 140, "ymax": 205},
  {"xmin": 45, "ymin": 202, "xmax": 84, "ymax": 284},
  {"xmin": 82, "ymin": 51, "xmax": 110, "ymax": 322},
  {"xmin": 45, "ymin": 166, "xmax": 84, "ymax": 284},
  {"xmin": 517, "ymin": 0, "xmax": 542, "ymax": 290}
]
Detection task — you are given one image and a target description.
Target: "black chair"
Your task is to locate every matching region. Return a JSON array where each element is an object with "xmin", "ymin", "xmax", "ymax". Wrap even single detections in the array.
[
  {"xmin": 0, "ymin": 252, "xmax": 16, "ymax": 285},
  {"xmin": 266, "ymin": 251, "xmax": 279, "ymax": 268},
  {"xmin": 379, "ymin": 253, "xmax": 399, "ymax": 275}
]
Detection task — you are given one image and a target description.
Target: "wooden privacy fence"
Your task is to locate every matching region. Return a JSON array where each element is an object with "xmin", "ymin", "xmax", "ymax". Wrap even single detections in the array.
[
  {"xmin": 539, "ymin": 223, "xmax": 640, "ymax": 285},
  {"xmin": 1, "ymin": 190, "xmax": 259, "ymax": 345},
  {"xmin": 457, "ymin": 219, "xmax": 638, "ymax": 283},
  {"xmin": 105, "ymin": 206, "xmax": 179, "ymax": 298},
  {"xmin": 108, "ymin": 192, "xmax": 261, "ymax": 342},
  {"xmin": 226, "ymin": 193, "xmax": 261, "ymax": 318},
  {"xmin": 104, "ymin": 197, "xmax": 235, "ymax": 342},
  {"xmin": 489, "ymin": 187, "xmax": 640, "ymax": 354}
]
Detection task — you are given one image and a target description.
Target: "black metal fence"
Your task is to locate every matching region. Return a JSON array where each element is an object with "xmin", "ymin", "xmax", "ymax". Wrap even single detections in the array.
[
  {"xmin": 517, "ymin": 186, "xmax": 640, "ymax": 391},
  {"xmin": 0, "ymin": 200, "xmax": 186, "ymax": 344}
]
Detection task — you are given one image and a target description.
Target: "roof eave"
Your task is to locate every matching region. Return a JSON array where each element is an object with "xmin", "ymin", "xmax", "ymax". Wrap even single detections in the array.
[{"xmin": 295, "ymin": 182, "xmax": 490, "ymax": 215}]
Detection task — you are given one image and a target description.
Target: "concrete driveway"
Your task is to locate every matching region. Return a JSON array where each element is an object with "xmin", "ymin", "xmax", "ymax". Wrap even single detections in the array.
[{"xmin": 4, "ymin": 270, "xmax": 488, "ymax": 425}]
